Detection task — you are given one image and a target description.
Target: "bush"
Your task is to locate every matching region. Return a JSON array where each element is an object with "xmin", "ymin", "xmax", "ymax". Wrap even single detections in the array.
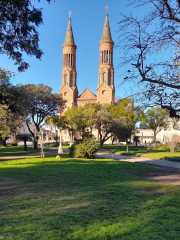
[
  {"xmin": 148, "ymin": 143, "xmax": 170, "ymax": 151},
  {"xmin": 69, "ymin": 135, "xmax": 99, "ymax": 158}
]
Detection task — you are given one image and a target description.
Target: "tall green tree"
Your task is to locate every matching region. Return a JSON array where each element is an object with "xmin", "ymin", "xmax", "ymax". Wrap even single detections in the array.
[
  {"xmin": 0, "ymin": 106, "xmax": 23, "ymax": 146},
  {"xmin": 0, "ymin": 0, "xmax": 54, "ymax": 71},
  {"xmin": 21, "ymin": 84, "xmax": 64, "ymax": 149},
  {"xmin": 141, "ymin": 108, "xmax": 169, "ymax": 142}
]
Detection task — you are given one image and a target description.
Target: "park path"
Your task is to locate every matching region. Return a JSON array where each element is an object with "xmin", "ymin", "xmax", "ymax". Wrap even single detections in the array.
[
  {"xmin": 1, "ymin": 146, "xmax": 180, "ymax": 169},
  {"xmin": 96, "ymin": 152, "xmax": 180, "ymax": 169}
]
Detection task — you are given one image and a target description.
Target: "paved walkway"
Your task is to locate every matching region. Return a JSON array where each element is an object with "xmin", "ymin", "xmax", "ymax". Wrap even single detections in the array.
[
  {"xmin": 96, "ymin": 152, "xmax": 180, "ymax": 169},
  {"xmin": 1, "ymin": 146, "xmax": 180, "ymax": 169}
]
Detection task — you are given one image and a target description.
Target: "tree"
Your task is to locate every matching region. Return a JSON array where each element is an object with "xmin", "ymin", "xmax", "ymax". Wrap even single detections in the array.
[
  {"xmin": 141, "ymin": 107, "xmax": 169, "ymax": 142},
  {"xmin": 46, "ymin": 106, "xmax": 89, "ymax": 145},
  {"xmin": 84, "ymin": 101, "xmax": 136, "ymax": 147},
  {"xmin": 0, "ymin": 106, "xmax": 23, "ymax": 146},
  {"xmin": 118, "ymin": 0, "xmax": 180, "ymax": 118},
  {"xmin": 132, "ymin": 130, "xmax": 140, "ymax": 147},
  {"xmin": 0, "ymin": 67, "xmax": 29, "ymax": 116},
  {"xmin": 21, "ymin": 84, "xmax": 64, "ymax": 149},
  {"xmin": 0, "ymin": 0, "xmax": 54, "ymax": 72}
]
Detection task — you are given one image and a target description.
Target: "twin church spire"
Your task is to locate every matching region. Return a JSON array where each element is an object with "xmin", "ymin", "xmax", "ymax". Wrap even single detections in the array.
[{"xmin": 60, "ymin": 8, "xmax": 115, "ymax": 106}]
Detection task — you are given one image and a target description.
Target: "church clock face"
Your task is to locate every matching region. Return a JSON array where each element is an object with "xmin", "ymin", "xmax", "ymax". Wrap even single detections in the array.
[{"xmin": 173, "ymin": 123, "xmax": 179, "ymax": 130}]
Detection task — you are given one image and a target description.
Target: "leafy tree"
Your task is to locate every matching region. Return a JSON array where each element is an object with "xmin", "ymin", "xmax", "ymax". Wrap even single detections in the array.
[
  {"xmin": 21, "ymin": 84, "xmax": 64, "ymax": 149},
  {"xmin": 132, "ymin": 130, "xmax": 140, "ymax": 147},
  {"xmin": 83, "ymin": 101, "xmax": 136, "ymax": 147},
  {"xmin": 46, "ymin": 106, "xmax": 89, "ymax": 145},
  {"xmin": 141, "ymin": 107, "xmax": 169, "ymax": 142},
  {"xmin": 0, "ymin": 0, "xmax": 54, "ymax": 71},
  {"xmin": 0, "ymin": 67, "xmax": 29, "ymax": 116},
  {"xmin": 118, "ymin": 0, "xmax": 180, "ymax": 118},
  {"xmin": 0, "ymin": 106, "xmax": 23, "ymax": 146}
]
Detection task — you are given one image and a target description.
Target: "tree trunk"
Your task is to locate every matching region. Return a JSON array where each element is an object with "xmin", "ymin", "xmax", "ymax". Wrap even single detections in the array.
[
  {"xmin": 100, "ymin": 140, "xmax": 104, "ymax": 147},
  {"xmin": 23, "ymin": 136, "xmax": 27, "ymax": 151},
  {"xmin": 126, "ymin": 143, "xmax": 129, "ymax": 152},
  {"xmin": 135, "ymin": 140, "xmax": 137, "ymax": 147},
  {"xmin": 2, "ymin": 139, "xmax": 7, "ymax": 147},
  {"xmin": 34, "ymin": 136, "xmax": 38, "ymax": 149},
  {"xmin": 154, "ymin": 132, "xmax": 156, "ymax": 143}
]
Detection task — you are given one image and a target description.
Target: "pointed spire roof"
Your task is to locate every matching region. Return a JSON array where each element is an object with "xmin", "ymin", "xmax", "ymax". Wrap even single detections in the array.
[
  {"xmin": 64, "ymin": 17, "xmax": 75, "ymax": 45},
  {"xmin": 101, "ymin": 13, "xmax": 113, "ymax": 42}
]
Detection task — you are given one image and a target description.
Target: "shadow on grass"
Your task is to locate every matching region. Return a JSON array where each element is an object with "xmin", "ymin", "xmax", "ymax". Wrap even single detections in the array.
[
  {"xmin": 161, "ymin": 156, "xmax": 180, "ymax": 162},
  {"xmin": 0, "ymin": 156, "xmax": 180, "ymax": 239}
]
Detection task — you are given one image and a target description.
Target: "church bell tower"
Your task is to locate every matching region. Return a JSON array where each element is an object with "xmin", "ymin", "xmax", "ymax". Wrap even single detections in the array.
[
  {"xmin": 97, "ymin": 7, "xmax": 115, "ymax": 104},
  {"xmin": 59, "ymin": 11, "xmax": 78, "ymax": 108}
]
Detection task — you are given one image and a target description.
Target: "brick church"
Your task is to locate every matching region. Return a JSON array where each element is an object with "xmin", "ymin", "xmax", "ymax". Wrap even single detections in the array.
[
  {"xmin": 59, "ymin": 10, "xmax": 115, "ymax": 108},
  {"xmin": 59, "ymin": 10, "xmax": 115, "ymax": 142}
]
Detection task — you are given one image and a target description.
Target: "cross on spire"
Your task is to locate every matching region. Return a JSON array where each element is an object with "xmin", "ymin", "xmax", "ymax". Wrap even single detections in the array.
[
  {"xmin": 68, "ymin": 10, "xmax": 72, "ymax": 19},
  {"xmin": 105, "ymin": 6, "xmax": 109, "ymax": 15}
]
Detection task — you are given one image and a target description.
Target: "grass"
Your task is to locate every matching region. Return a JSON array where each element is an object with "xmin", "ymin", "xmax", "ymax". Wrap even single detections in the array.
[
  {"xmin": 101, "ymin": 145, "xmax": 180, "ymax": 162},
  {"xmin": 44, "ymin": 142, "xmax": 70, "ymax": 149},
  {"xmin": 0, "ymin": 145, "xmax": 37, "ymax": 157},
  {"xmin": 1, "ymin": 154, "xmax": 180, "ymax": 239}
]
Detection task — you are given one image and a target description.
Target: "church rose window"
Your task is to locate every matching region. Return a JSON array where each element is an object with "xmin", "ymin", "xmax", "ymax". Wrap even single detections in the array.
[{"xmin": 102, "ymin": 90, "xmax": 106, "ymax": 95}]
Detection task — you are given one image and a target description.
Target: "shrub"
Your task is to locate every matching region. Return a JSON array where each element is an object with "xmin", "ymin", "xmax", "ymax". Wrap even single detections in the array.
[
  {"xmin": 148, "ymin": 143, "xmax": 170, "ymax": 151},
  {"xmin": 69, "ymin": 135, "xmax": 99, "ymax": 158}
]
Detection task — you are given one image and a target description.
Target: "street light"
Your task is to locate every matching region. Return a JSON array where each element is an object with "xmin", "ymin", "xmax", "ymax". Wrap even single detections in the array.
[{"xmin": 58, "ymin": 127, "xmax": 63, "ymax": 154}]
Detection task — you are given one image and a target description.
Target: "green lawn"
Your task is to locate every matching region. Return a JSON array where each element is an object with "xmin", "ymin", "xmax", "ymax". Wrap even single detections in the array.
[
  {"xmin": 1, "ymin": 154, "xmax": 180, "ymax": 239},
  {"xmin": 44, "ymin": 142, "xmax": 70, "ymax": 149},
  {"xmin": 101, "ymin": 145, "xmax": 180, "ymax": 161},
  {"xmin": 0, "ymin": 145, "xmax": 37, "ymax": 157}
]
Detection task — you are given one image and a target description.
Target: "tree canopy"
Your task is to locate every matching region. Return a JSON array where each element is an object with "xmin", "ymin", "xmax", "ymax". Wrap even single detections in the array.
[
  {"xmin": 0, "ymin": 0, "xmax": 54, "ymax": 71},
  {"xmin": 20, "ymin": 84, "xmax": 64, "ymax": 148},
  {"xmin": 48, "ymin": 99, "xmax": 137, "ymax": 146},
  {"xmin": 118, "ymin": 0, "xmax": 180, "ymax": 118},
  {"xmin": 141, "ymin": 107, "xmax": 169, "ymax": 142}
]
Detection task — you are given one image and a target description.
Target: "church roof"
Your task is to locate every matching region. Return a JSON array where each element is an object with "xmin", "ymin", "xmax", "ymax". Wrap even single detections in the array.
[
  {"xmin": 100, "ymin": 14, "xmax": 113, "ymax": 42},
  {"xmin": 78, "ymin": 88, "xmax": 97, "ymax": 99},
  {"xmin": 64, "ymin": 18, "xmax": 75, "ymax": 45}
]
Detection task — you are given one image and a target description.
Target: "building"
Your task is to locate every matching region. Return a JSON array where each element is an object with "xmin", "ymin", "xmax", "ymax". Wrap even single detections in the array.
[
  {"xmin": 59, "ymin": 10, "xmax": 115, "ymax": 142},
  {"xmin": 137, "ymin": 121, "xmax": 180, "ymax": 144}
]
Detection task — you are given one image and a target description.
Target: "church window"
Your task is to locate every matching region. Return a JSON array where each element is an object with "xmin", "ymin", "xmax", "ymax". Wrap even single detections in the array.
[
  {"xmin": 103, "ymin": 72, "xmax": 106, "ymax": 82},
  {"xmin": 102, "ymin": 90, "xmax": 106, "ymax": 95},
  {"xmin": 109, "ymin": 51, "xmax": 111, "ymax": 63},
  {"xmin": 70, "ymin": 75, "xmax": 73, "ymax": 87},
  {"xmin": 108, "ymin": 72, "xmax": 111, "ymax": 85},
  {"xmin": 64, "ymin": 74, "xmax": 68, "ymax": 85},
  {"xmin": 68, "ymin": 54, "xmax": 71, "ymax": 66}
]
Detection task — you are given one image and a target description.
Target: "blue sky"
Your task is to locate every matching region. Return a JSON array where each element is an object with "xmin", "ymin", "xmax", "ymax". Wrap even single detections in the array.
[{"xmin": 0, "ymin": 0, "xmax": 147, "ymax": 98}]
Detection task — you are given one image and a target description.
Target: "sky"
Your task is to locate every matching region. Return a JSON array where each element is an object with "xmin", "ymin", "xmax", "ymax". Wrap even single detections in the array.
[{"xmin": 0, "ymin": 0, "xmax": 148, "ymax": 99}]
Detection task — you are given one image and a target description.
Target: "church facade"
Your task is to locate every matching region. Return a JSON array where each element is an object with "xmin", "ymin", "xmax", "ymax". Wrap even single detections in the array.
[
  {"xmin": 59, "ymin": 11, "xmax": 115, "ymax": 142},
  {"xmin": 59, "ymin": 12, "xmax": 115, "ymax": 108}
]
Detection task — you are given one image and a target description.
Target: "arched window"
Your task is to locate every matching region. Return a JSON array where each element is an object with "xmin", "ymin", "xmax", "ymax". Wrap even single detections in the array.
[
  {"xmin": 64, "ymin": 74, "xmax": 68, "ymax": 85},
  {"xmin": 103, "ymin": 72, "xmax": 106, "ymax": 83},
  {"xmin": 108, "ymin": 72, "xmax": 111, "ymax": 85},
  {"xmin": 70, "ymin": 75, "xmax": 73, "ymax": 87}
]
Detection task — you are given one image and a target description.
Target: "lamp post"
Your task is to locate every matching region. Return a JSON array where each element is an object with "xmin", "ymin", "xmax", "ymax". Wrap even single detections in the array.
[{"xmin": 58, "ymin": 127, "xmax": 63, "ymax": 154}]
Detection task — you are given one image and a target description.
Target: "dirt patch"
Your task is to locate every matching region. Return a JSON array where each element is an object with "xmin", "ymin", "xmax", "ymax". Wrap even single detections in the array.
[{"xmin": 136, "ymin": 165, "xmax": 180, "ymax": 185}]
